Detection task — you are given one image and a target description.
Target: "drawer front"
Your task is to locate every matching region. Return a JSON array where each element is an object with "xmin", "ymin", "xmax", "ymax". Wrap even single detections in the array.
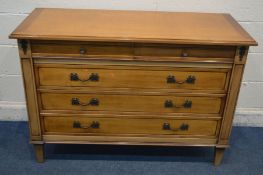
[
  {"xmin": 31, "ymin": 42, "xmax": 235, "ymax": 59},
  {"xmin": 41, "ymin": 93, "xmax": 223, "ymax": 114},
  {"xmin": 38, "ymin": 67, "xmax": 228, "ymax": 91},
  {"xmin": 43, "ymin": 117, "xmax": 219, "ymax": 136},
  {"xmin": 135, "ymin": 44, "xmax": 236, "ymax": 58},
  {"xmin": 31, "ymin": 42, "xmax": 134, "ymax": 58}
]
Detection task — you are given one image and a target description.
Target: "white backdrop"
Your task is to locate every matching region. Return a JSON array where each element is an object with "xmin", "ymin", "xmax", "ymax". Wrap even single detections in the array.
[{"xmin": 0, "ymin": 0, "xmax": 262, "ymax": 126}]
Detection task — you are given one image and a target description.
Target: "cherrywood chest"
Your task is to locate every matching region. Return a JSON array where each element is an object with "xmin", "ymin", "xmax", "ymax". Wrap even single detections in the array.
[{"xmin": 9, "ymin": 8, "xmax": 257, "ymax": 165}]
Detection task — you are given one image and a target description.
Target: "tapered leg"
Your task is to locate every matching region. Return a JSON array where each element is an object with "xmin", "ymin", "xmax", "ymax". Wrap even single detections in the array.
[
  {"xmin": 34, "ymin": 144, "xmax": 45, "ymax": 163},
  {"xmin": 214, "ymin": 147, "xmax": 225, "ymax": 166}
]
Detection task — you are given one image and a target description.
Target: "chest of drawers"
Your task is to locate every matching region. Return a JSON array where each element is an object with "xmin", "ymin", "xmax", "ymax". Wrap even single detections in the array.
[{"xmin": 9, "ymin": 8, "xmax": 257, "ymax": 165}]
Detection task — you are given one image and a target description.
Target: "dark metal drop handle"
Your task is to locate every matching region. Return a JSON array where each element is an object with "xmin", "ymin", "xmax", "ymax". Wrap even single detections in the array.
[
  {"xmin": 164, "ymin": 100, "xmax": 192, "ymax": 108},
  {"xmin": 73, "ymin": 121, "xmax": 100, "ymax": 129},
  {"xmin": 72, "ymin": 98, "xmax": 99, "ymax": 106},
  {"xmin": 167, "ymin": 75, "xmax": 196, "ymax": 84},
  {"xmin": 163, "ymin": 123, "xmax": 189, "ymax": 131},
  {"xmin": 70, "ymin": 73, "xmax": 99, "ymax": 82}
]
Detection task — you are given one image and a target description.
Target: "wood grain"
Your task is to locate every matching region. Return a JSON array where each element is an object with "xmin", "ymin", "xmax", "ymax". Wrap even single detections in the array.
[
  {"xmin": 37, "ymin": 66, "xmax": 228, "ymax": 91},
  {"xmin": 10, "ymin": 8, "xmax": 257, "ymax": 165},
  {"xmin": 219, "ymin": 64, "xmax": 245, "ymax": 141},
  {"xmin": 30, "ymin": 41, "xmax": 236, "ymax": 59},
  {"xmin": 19, "ymin": 41, "xmax": 42, "ymax": 140},
  {"xmin": 214, "ymin": 147, "xmax": 225, "ymax": 166},
  {"xmin": 43, "ymin": 135, "xmax": 217, "ymax": 146},
  {"xmin": 9, "ymin": 8, "xmax": 257, "ymax": 46},
  {"xmin": 34, "ymin": 144, "xmax": 45, "ymax": 163},
  {"xmin": 40, "ymin": 93, "xmax": 223, "ymax": 114},
  {"xmin": 43, "ymin": 116, "xmax": 218, "ymax": 136}
]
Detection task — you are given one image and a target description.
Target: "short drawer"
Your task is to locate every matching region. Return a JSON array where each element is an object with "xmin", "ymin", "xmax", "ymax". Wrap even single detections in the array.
[
  {"xmin": 37, "ymin": 66, "xmax": 228, "ymax": 91},
  {"xmin": 31, "ymin": 41, "xmax": 134, "ymax": 58},
  {"xmin": 40, "ymin": 93, "xmax": 223, "ymax": 114},
  {"xmin": 134, "ymin": 44, "xmax": 236, "ymax": 58},
  {"xmin": 31, "ymin": 41, "xmax": 236, "ymax": 60},
  {"xmin": 43, "ymin": 117, "xmax": 219, "ymax": 136}
]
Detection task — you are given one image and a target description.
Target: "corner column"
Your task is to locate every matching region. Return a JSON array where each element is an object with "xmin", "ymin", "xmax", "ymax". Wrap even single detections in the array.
[
  {"xmin": 18, "ymin": 39, "xmax": 44, "ymax": 162},
  {"xmin": 216, "ymin": 46, "xmax": 249, "ymax": 165}
]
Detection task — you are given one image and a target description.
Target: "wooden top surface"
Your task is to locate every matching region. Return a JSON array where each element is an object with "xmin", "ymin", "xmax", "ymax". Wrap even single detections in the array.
[{"xmin": 10, "ymin": 8, "xmax": 257, "ymax": 46}]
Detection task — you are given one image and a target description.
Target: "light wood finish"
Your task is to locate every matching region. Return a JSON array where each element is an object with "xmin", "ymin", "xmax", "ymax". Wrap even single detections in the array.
[
  {"xmin": 31, "ymin": 41, "xmax": 133, "ymax": 59},
  {"xmin": 44, "ymin": 116, "xmax": 218, "ymax": 136},
  {"xmin": 19, "ymin": 42, "xmax": 42, "ymax": 141},
  {"xmin": 218, "ymin": 49, "xmax": 248, "ymax": 146},
  {"xmin": 10, "ymin": 8, "xmax": 257, "ymax": 165},
  {"xmin": 40, "ymin": 112, "xmax": 222, "ymax": 120},
  {"xmin": 40, "ymin": 93, "xmax": 223, "ymax": 114},
  {"xmin": 34, "ymin": 55, "xmax": 235, "ymax": 64},
  {"xmin": 37, "ymin": 66, "xmax": 228, "ymax": 91},
  {"xmin": 34, "ymin": 144, "xmax": 45, "ymax": 163},
  {"xmin": 9, "ymin": 8, "xmax": 257, "ymax": 46},
  {"xmin": 42, "ymin": 135, "xmax": 217, "ymax": 146},
  {"xmin": 135, "ymin": 43, "xmax": 236, "ymax": 58},
  {"xmin": 31, "ymin": 41, "xmax": 236, "ymax": 59},
  {"xmin": 214, "ymin": 148, "xmax": 225, "ymax": 166}
]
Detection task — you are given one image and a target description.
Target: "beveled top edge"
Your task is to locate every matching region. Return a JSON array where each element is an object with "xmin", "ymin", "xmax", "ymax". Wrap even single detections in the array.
[{"xmin": 9, "ymin": 8, "xmax": 258, "ymax": 46}]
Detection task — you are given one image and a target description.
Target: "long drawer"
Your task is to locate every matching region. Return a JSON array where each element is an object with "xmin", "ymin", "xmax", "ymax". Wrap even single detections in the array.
[
  {"xmin": 43, "ymin": 116, "xmax": 219, "ymax": 136},
  {"xmin": 40, "ymin": 93, "xmax": 223, "ymax": 114},
  {"xmin": 37, "ymin": 66, "xmax": 228, "ymax": 91}
]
